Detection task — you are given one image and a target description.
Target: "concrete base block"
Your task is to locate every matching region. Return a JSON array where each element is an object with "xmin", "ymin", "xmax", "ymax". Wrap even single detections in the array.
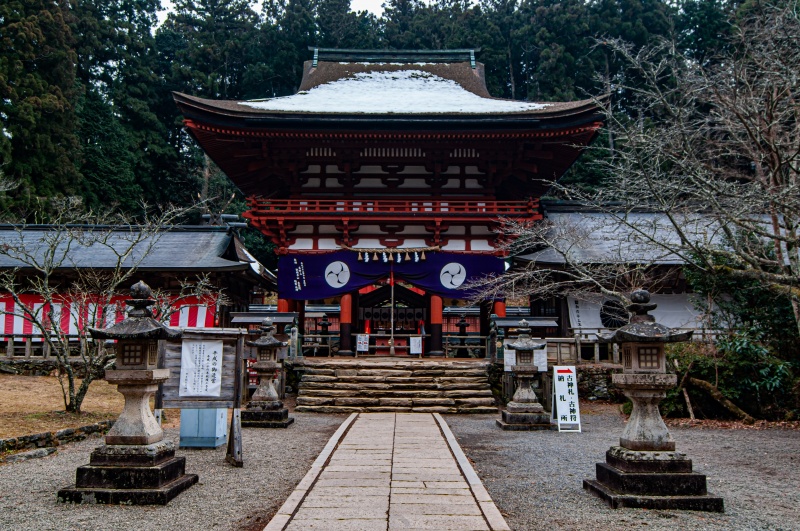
[
  {"xmin": 583, "ymin": 479, "xmax": 724, "ymax": 512},
  {"xmin": 241, "ymin": 408, "xmax": 294, "ymax": 428},
  {"xmin": 58, "ymin": 473, "xmax": 198, "ymax": 506},
  {"xmin": 496, "ymin": 409, "xmax": 553, "ymax": 430},
  {"xmin": 584, "ymin": 445, "xmax": 724, "ymax": 512},
  {"xmin": 59, "ymin": 444, "xmax": 198, "ymax": 506},
  {"xmin": 496, "ymin": 419, "xmax": 555, "ymax": 431}
]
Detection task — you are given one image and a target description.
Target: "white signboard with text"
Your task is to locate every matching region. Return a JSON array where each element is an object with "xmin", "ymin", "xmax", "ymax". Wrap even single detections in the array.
[
  {"xmin": 552, "ymin": 366, "xmax": 582, "ymax": 432},
  {"xmin": 356, "ymin": 334, "xmax": 370, "ymax": 352},
  {"xmin": 409, "ymin": 336, "xmax": 422, "ymax": 355},
  {"xmin": 179, "ymin": 339, "xmax": 224, "ymax": 397},
  {"xmin": 534, "ymin": 346, "xmax": 548, "ymax": 372},
  {"xmin": 502, "ymin": 340, "xmax": 516, "ymax": 371}
]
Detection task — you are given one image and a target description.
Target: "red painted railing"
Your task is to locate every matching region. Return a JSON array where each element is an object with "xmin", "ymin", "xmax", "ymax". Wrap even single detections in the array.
[{"xmin": 247, "ymin": 198, "xmax": 540, "ymax": 218}]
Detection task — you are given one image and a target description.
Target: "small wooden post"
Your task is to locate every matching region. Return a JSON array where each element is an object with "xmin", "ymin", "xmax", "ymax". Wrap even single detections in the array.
[{"xmin": 225, "ymin": 334, "xmax": 244, "ymax": 468}]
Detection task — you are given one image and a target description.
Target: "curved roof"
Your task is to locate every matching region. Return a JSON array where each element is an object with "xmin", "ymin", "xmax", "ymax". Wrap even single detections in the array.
[
  {"xmin": 0, "ymin": 225, "xmax": 269, "ymax": 274},
  {"xmin": 174, "ymin": 57, "xmax": 604, "ymax": 130}
]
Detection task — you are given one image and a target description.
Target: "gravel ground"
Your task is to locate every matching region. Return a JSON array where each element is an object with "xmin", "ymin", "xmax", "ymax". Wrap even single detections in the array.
[
  {"xmin": 446, "ymin": 403, "xmax": 800, "ymax": 531},
  {"xmin": 0, "ymin": 413, "xmax": 345, "ymax": 531},
  {"xmin": 2, "ymin": 406, "xmax": 799, "ymax": 531}
]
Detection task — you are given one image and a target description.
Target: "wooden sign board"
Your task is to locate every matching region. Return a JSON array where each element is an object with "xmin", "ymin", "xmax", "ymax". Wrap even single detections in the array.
[
  {"xmin": 161, "ymin": 328, "xmax": 246, "ymax": 467},
  {"xmin": 162, "ymin": 328, "xmax": 244, "ymax": 409}
]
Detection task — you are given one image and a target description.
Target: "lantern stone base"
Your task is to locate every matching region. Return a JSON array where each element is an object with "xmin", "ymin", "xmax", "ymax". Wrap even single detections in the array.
[
  {"xmin": 583, "ymin": 446, "xmax": 724, "ymax": 512},
  {"xmin": 241, "ymin": 402, "xmax": 294, "ymax": 428},
  {"xmin": 496, "ymin": 403, "xmax": 553, "ymax": 430},
  {"xmin": 57, "ymin": 441, "xmax": 198, "ymax": 505},
  {"xmin": 497, "ymin": 367, "xmax": 552, "ymax": 430},
  {"xmin": 496, "ymin": 412, "xmax": 553, "ymax": 430}
]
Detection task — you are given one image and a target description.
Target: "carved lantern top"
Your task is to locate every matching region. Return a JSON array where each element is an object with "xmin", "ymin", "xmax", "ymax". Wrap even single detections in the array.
[
  {"xmin": 598, "ymin": 290, "xmax": 693, "ymax": 344},
  {"xmin": 508, "ymin": 319, "xmax": 547, "ymax": 353},
  {"xmin": 88, "ymin": 281, "xmax": 182, "ymax": 341},
  {"xmin": 248, "ymin": 318, "xmax": 287, "ymax": 365}
]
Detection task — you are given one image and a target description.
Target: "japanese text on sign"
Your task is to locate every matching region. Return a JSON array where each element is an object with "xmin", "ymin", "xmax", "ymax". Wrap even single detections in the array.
[
  {"xmin": 356, "ymin": 334, "xmax": 370, "ymax": 352},
  {"xmin": 552, "ymin": 366, "xmax": 582, "ymax": 432},
  {"xmin": 409, "ymin": 336, "xmax": 422, "ymax": 355},
  {"xmin": 179, "ymin": 339, "xmax": 224, "ymax": 397}
]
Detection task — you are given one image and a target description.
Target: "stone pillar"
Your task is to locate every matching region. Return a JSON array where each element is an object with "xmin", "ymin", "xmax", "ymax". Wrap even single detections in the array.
[
  {"xmin": 429, "ymin": 295, "xmax": 443, "ymax": 356},
  {"xmin": 614, "ymin": 373, "xmax": 676, "ymax": 451},
  {"xmin": 338, "ymin": 293, "xmax": 354, "ymax": 356},
  {"xmin": 456, "ymin": 314, "xmax": 470, "ymax": 358},
  {"xmin": 104, "ymin": 370, "xmax": 169, "ymax": 445},
  {"xmin": 297, "ymin": 301, "xmax": 306, "ymax": 334},
  {"xmin": 492, "ymin": 300, "xmax": 507, "ymax": 317}
]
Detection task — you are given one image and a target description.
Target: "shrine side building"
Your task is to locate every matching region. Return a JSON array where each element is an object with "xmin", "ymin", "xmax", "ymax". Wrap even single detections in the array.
[{"xmin": 174, "ymin": 48, "xmax": 604, "ymax": 356}]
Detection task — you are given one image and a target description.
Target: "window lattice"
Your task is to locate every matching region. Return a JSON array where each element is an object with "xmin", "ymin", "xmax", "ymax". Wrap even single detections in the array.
[
  {"xmin": 122, "ymin": 344, "xmax": 144, "ymax": 366},
  {"xmin": 623, "ymin": 346, "xmax": 632, "ymax": 369},
  {"xmin": 637, "ymin": 347, "xmax": 660, "ymax": 369},
  {"xmin": 147, "ymin": 341, "xmax": 158, "ymax": 365}
]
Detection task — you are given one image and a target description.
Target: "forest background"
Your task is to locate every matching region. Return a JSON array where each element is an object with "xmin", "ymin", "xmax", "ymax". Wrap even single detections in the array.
[{"xmin": 1, "ymin": 0, "xmax": 748, "ymax": 237}]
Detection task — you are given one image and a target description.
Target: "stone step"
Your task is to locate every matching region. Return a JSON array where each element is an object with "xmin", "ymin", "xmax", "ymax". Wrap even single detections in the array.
[
  {"xmin": 297, "ymin": 396, "xmax": 496, "ymax": 408},
  {"xmin": 298, "ymin": 383, "xmax": 491, "ymax": 394},
  {"xmin": 292, "ymin": 359, "xmax": 494, "ymax": 414},
  {"xmin": 302, "ymin": 369, "xmax": 489, "ymax": 379},
  {"xmin": 294, "ymin": 405, "xmax": 497, "ymax": 414},
  {"xmin": 299, "ymin": 388, "xmax": 493, "ymax": 398},
  {"xmin": 293, "ymin": 360, "xmax": 488, "ymax": 369}
]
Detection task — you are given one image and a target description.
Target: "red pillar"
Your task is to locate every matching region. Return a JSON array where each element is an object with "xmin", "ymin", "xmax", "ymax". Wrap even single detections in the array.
[
  {"xmin": 492, "ymin": 300, "xmax": 507, "ymax": 317},
  {"xmin": 277, "ymin": 299, "xmax": 290, "ymax": 312},
  {"xmin": 338, "ymin": 293, "xmax": 354, "ymax": 356},
  {"xmin": 429, "ymin": 295, "xmax": 444, "ymax": 356}
]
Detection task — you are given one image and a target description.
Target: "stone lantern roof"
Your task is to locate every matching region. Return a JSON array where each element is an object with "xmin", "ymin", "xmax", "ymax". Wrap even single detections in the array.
[
  {"xmin": 247, "ymin": 318, "xmax": 286, "ymax": 349},
  {"xmin": 88, "ymin": 281, "xmax": 182, "ymax": 340},
  {"xmin": 597, "ymin": 289, "xmax": 692, "ymax": 344},
  {"xmin": 508, "ymin": 319, "xmax": 547, "ymax": 351}
]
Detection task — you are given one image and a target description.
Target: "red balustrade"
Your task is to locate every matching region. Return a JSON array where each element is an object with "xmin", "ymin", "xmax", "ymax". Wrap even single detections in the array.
[{"xmin": 246, "ymin": 198, "xmax": 541, "ymax": 220}]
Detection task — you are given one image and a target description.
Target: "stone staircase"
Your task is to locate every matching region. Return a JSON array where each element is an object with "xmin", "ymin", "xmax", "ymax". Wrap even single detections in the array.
[{"xmin": 290, "ymin": 358, "xmax": 497, "ymax": 414}]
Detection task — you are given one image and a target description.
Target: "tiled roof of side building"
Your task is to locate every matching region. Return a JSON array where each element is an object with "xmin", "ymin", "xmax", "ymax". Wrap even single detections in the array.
[{"xmin": 0, "ymin": 225, "xmax": 270, "ymax": 275}]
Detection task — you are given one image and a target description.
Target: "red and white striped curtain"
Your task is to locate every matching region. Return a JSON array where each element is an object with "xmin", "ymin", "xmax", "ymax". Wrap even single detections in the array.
[{"xmin": 1, "ymin": 294, "xmax": 217, "ymax": 340}]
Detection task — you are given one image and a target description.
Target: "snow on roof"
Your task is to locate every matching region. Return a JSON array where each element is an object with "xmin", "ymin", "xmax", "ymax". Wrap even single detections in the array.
[{"xmin": 240, "ymin": 70, "xmax": 549, "ymax": 115}]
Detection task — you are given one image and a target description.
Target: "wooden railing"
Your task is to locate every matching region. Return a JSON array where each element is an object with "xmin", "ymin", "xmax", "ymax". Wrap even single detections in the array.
[
  {"xmin": 3, "ymin": 335, "xmax": 94, "ymax": 359},
  {"xmin": 247, "ymin": 198, "xmax": 540, "ymax": 219}
]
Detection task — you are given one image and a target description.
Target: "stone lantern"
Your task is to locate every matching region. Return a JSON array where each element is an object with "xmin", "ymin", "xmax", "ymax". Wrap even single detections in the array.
[
  {"xmin": 318, "ymin": 313, "xmax": 332, "ymax": 355},
  {"xmin": 58, "ymin": 281, "xmax": 198, "ymax": 505},
  {"xmin": 241, "ymin": 318, "xmax": 294, "ymax": 428},
  {"xmin": 455, "ymin": 313, "xmax": 470, "ymax": 358},
  {"xmin": 496, "ymin": 319, "xmax": 551, "ymax": 430},
  {"xmin": 584, "ymin": 289, "xmax": 723, "ymax": 511}
]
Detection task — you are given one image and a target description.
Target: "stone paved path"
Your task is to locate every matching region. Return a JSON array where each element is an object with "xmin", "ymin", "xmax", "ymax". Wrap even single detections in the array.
[{"xmin": 265, "ymin": 412, "xmax": 510, "ymax": 531}]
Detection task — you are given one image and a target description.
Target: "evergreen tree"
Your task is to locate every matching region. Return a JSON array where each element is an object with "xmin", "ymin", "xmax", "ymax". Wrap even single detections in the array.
[
  {"xmin": 161, "ymin": 0, "xmax": 259, "ymax": 100},
  {"xmin": 516, "ymin": 0, "xmax": 592, "ymax": 101},
  {"xmin": 383, "ymin": 0, "xmax": 426, "ymax": 49},
  {"xmin": 0, "ymin": 0, "xmax": 81, "ymax": 211},
  {"xmin": 70, "ymin": 0, "xmax": 184, "ymax": 208},
  {"xmin": 317, "ymin": 0, "xmax": 380, "ymax": 48},
  {"xmin": 676, "ymin": 0, "xmax": 737, "ymax": 65}
]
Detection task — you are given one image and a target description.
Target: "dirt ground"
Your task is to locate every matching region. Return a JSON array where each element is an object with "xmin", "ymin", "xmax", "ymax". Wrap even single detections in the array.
[{"xmin": 0, "ymin": 374, "xmax": 179, "ymax": 439}]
